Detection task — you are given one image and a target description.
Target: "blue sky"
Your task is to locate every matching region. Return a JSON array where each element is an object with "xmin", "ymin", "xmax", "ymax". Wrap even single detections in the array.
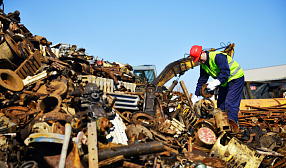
[{"xmin": 3, "ymin": 0, "xmax": 286, "ymax": 93}]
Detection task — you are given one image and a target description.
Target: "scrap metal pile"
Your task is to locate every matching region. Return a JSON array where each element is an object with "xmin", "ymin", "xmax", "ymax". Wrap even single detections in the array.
[{"xmin": 1, "ymin": 8, "xmax": 286, "ymax": 168}]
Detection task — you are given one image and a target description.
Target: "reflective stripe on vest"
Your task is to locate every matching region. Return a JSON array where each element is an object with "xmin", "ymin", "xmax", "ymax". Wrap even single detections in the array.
[{"xmin": 201, "ymin": 51, "xmax": 244, "ymax": 87}]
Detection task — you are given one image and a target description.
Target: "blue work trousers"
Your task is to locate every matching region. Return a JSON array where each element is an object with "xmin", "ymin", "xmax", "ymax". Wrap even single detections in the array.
[{"xmin": 217, "ymin": 76, "xmax": 244, "ymax": 123}]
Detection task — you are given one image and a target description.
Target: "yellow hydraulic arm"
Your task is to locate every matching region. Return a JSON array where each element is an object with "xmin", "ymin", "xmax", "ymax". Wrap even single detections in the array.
[
  {"xmin": 151, "ymin": 57, "xmax": 200, "ymax": 86},
  {"xmin": 151, "ymin": 43, "xmax": 235, "ymax": 87}
]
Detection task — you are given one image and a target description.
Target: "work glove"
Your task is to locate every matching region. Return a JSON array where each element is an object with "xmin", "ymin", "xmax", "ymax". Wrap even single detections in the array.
[
  {"xmin": 191, "ymin": 95, "xmax": 199, "ymax": 104},
  {"xmin": 206, "ymin": 79, "xmax": 221, "ymax": 91}
]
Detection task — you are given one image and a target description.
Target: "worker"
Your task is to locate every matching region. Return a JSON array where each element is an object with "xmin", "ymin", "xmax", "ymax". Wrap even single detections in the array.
[{"xmin": 190, "ymin": 45, "xmax": 244, "ymax": 123}]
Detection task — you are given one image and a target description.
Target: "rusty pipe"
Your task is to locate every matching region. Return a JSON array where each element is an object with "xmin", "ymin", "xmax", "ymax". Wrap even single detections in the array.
[
  {"xmin": 84, "ymin": 141, "xmax": 164, "ymax": 161},
  {"xmin": 123, "ymin": 161, "xmax": 144, "ymax": 168},
  {"xmin": 179, "ymin": 80, "xmax": 192, "ymax": 106},
  {"xmin": 98, "ymin": 155, "xmax": 124, "ymax": 167},
  {"xmin": 98, "ymin": 141, "xmax": 164, "ymax": 161},
  {"xmin": 238, "ymin": 115, "xmax": 259, "ymax": 119},
  {"xmin": 58, "ymin": 123, "xmax": 72, "ymax": 168}
]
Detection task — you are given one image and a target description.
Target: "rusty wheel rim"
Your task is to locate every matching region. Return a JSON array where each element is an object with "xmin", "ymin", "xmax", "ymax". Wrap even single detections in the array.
[
  {"xmin": 201, "ymin": 84, "xmax": 212, "ymax": 98},
  {"xmin": 131, "ymin": 112, "xmax": 157, "ymax": 128},
  {"xmin": 122, "ymin": 111, "xmax": 133, "ymax": 120}
]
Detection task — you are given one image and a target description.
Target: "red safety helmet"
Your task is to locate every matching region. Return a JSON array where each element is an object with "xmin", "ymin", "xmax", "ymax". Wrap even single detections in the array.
[
  {"xmin": 190, "ymin": 45, "xmax": 202, "ymax": 62},
  {"xmin": 97, "ymin": 60, "xmax": 103, "ymax": 66}
]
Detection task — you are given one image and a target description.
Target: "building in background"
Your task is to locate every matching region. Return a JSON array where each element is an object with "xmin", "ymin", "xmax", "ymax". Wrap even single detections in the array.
[{"xmin": 243, "ymin": 64, "xmax": 286, "ymax": 99}]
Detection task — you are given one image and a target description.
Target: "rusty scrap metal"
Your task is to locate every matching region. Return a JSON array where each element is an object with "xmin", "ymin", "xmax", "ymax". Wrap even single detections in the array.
[
  {"xmin": 154, "ymin": 96, "xmax": 165, "ymax": 125},
  {"xmin": 182, "ymin": 105, "xmax": 198, "ymax": 126},
  {"xmin": 179, "ymin": 80, "xmax": 192, "ymax": 106},
  {"xmin": 131, "ymin": 112, "xmax": 157, "ymax": 128},
  {"xmin": 122, "ymin": 111, "xmax": 132, "ymax": 121},
  {"xmin": 229, "ymin": 119, "xmax": 239, "ymax": 134},
  {"xmin": 1, "ymin": 5, "xmax": 286, "ymax": 168},
  {"xmin": 0, "ymin": 69, "xmax": 24, "ymax": 92},
  {"xmin": 125, "ymin": 124, "xmax": 153, "ymax": 140},
  {"xmin": 202, "ymin": 158, "xmax": 226, "ymax": 168},
  {"xmin": 35, "ymin": 80, "xmax": 68, "ymax": 97},
  {"xmin": 97, "ymin": 117, "xmax": 113, "ymax": 134},
  {"xmin": 1, "ymin": 106, "xmax": 38, "ymax": 131},
  {"xmin": 210, "ymin": 132, "xmax": 265, "ymax": 168},
  {"xmin": 0, "ymin": 115, "xmax": 17, "ymax": 133},
  {"xmin": 15, "ymin": 50, "xmax": 45, "ymax": 79},
  {"xmin": 4, "ymin": 33, "xmax": 21, "ymax": 59},
  {"xmin": 93, "ymin": 141, "xmax": 164, "ymax": 161},
  {"xmin": 200, "ymin": 83, "xmax": 213, "ymax": 98},
  {"xmin": 36, "ymin": 94, "xmax": 62, "ymax": 113},
  {"xmin": 98, "ymin": 155, "xmax": 124, "ymax": 167},
  {"xmin": 0, "ymin": 40, "xmax": 18, "ymax": 69},
  {"xmin": 114, "ymin": 109, "xmax": 132, "ymax": 124},
  {"xmin": 238, "ymin": 105, "xmax": 286, "ymax": 128},
  {"xmin": 193, "ymin": 98, "xmax": 214, "ymax": 117},
  {"xmin": 193, "ymin": 127, "xmax": 216, "ymax": 149},
  {"xmin": 214, "ymin": 110, "xmax": 231, "ymax": 133},
  {"xmin": 39, "ymin": 142, "xmax": 83, "ymax": 167},
  {"xmin": 123, "ymin": 161, "xmax": 144, "ymax": 168}
]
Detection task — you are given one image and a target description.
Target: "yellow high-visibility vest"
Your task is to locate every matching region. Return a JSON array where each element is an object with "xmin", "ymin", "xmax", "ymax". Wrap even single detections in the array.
[{"xmin": 201, "ymin": 51, "xmax": 244, "ymax": 87}]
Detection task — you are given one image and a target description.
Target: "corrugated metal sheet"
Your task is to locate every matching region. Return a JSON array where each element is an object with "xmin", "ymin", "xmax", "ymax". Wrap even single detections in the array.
[
  {"xmin": 80, "ymin": 75, "xmax": 136, "ymax": 93},
  {"xmin": 106, "ymin": 113, "xmax": 128, "ymax": 145},
  {"xmin": 244, "ymin": 64, "xmax": 286, "ymax": 82}
]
